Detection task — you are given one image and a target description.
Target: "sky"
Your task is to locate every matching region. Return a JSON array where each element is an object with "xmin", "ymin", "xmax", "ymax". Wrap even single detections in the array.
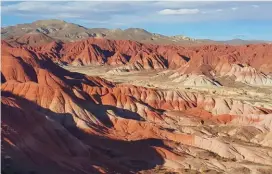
[{"xmin": 1, "ymin": 1, "xmax": 272, "ymax": 41}]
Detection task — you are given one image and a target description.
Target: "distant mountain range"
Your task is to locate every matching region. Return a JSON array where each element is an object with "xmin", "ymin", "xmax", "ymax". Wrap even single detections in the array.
[{"xmin": 1, "ymin": 19, "xmax": 270, "ymax": 46}]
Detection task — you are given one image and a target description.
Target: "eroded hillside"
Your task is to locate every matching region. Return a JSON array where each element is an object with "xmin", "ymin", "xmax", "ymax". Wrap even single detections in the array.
[{"xmin": 1, "ymin": 38, "xmax": 272, "ymax": 174}]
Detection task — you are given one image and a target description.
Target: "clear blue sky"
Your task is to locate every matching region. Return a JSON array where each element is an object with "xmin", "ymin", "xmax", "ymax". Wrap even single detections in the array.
[{"xmin": 2, "ymin": 1, "xmax": 272, "ymax": 41}]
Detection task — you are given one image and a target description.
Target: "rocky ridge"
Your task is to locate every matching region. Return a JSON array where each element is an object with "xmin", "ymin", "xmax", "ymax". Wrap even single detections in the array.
[
  {"xmin": 2, "ymin": 19, "xmax": 269, "ymax": 46},
  {"xmin": 2, "ymin": 36, "xmax": 272, "ymax": 174}
]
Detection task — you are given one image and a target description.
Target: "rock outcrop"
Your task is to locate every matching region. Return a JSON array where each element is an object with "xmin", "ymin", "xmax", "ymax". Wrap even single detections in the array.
[
  {"xmin": 2, "ymin": 40, "xmax": 272, "ymax": 173},
  {"xmin": 23, "ymin": 38, "xmax": 272, "ymax": 87}
]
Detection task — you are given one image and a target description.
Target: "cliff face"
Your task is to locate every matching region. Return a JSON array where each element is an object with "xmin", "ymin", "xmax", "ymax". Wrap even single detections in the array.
[{"xmin": 2, "ymin": 40, "xmax": 272, "ymax": 174}]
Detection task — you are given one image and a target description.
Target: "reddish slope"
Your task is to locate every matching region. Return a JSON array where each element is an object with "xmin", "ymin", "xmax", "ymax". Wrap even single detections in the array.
[
  {"xmin": 2, "ymin": 40, "xmax": 272, "ymax": 173},
  {"xmin": 2, "ymin": 41, "xmax": 271, "ymax": 122},
  {"xmin": 1, "ymin": 43, "xmax": 196, "ymax": 173},
  {"xmin": 2, "ymin": 91, "xmax": 130, "ymax": 174},
  {"xmin": 27, "ymin": 38, "xmax": 272, "ymax": 75}
]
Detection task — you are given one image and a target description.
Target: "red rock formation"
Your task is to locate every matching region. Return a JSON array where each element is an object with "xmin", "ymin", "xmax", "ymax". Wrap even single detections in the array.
[
  {"xmin": 107, "ymin": 51, "xmax": 128, "ymax": 65},
  {"xmin": 2, "ymin": 39, "xmax": 272, "ymax": 173},
  {"xmin": 1, "ymin": 92, "xmax": 130, "ymax": 174},
  {"xmin": 21, "ymin": 38, "xmax": 272, "ymax": 78}
]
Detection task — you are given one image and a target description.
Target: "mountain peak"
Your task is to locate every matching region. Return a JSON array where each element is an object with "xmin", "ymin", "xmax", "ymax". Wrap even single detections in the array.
[
  {"xmin": 33, "ymin": 19, "xmax": 67, "ymax": 25},
  {"xmin": 2, "ymin": 19, "xmax": 269, "ymax": 45},
  {"xmin": 124, "ymin": 28, "xmax": 151, "ymax": 34}
]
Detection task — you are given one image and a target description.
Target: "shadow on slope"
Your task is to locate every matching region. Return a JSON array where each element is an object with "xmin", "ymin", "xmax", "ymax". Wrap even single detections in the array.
[
  {"xmin": 69, "ymin": 127, "xmax": 169, "ymax": 172},
  {"xmin": 1, "ymin": 91, "xmax": 166, "ymax": 174}
]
